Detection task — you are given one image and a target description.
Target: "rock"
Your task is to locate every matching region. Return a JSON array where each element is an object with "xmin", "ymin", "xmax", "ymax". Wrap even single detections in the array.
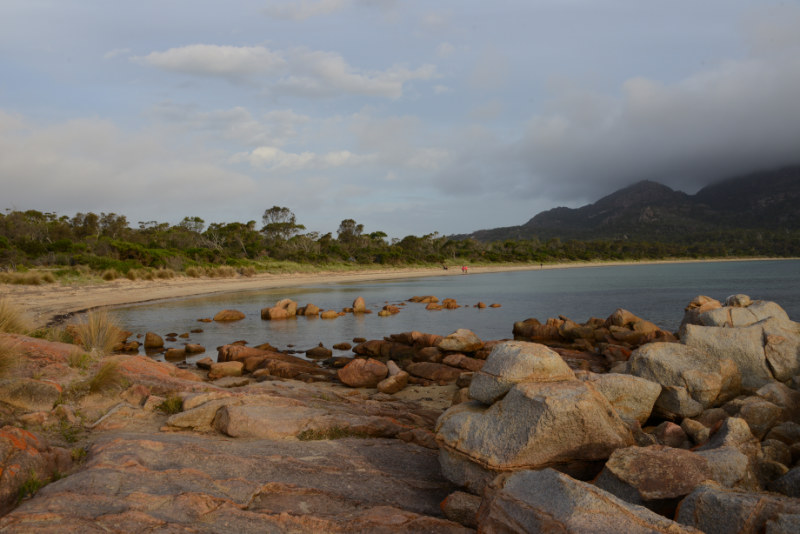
[
  {"xmin": 726, "ymin": 294, "xmax": 753, "ymax": 307},
  {"xmin": 696, "ymin": 447, "xmax": 758, "ymax": 490},
  {"xmin": 681, "ymin": 418, "xmax": 711, "ymax": 445},
  {"xmin": 406, "ymin": 362, "xmax": 462, "ymax": 384},
  {"xmin": 426, "ymin": 303, "xmax": 443, "ymax": 311},
  {"xmin": 766, "ymin": 421, "xmax": 800, "ymax": 445},
  {"xmin": 163, "ymin": 348, "xmax": 185, "ymax": 360},
  {"xmin": 337, "ymin": 358, "xmax": 388, "ymax": 388},
  {"xmin": 681, "ymin": 323, "xmax": 776, "ymax": 389},
  {"xmin": 143, "ymin": 331, "xmax": 164, "ymax": 349},
  {"xmin": 0, "ymin": 432, "xmax": 467, "ymax": 533},
  {"xmin": 469, "ymin": 341, "xmax": 574, "ymax": 405},
  {"xmin": 626, "ymin": 342, "xmax": 741, "ymax": 408},
  {"xmin": 414, "ymin": 346, "xmax": 443, "ymax": 363},
  {"xmin": 195, "ymin": 357, "xmax": 213, "ymax": 370},
  {"xmin": 756, "ymin": 381, "xmax": 800, "ymax": 421},
  {"xmin": 208, "ymin": 361, "xmax": 243, "ymax": 379},
  {"xmin": 386, "ymin": 360, "xmax": 403, "ymax": 376},
  {"xmin": 578, "ymin": 372, "xmax": 661, "ymax": 424},
  {"xmin": 353, "ymin": 297, "xmax": 367, "ymax": 313},
  {"xmin": 306, "ymin": 344, "xmax": 333, "ymax": 360},
  {"xmin": 441, "ymin": 353, "xmax": 484, "ymax": 372},
  {"xmin": 408, "ymin": 295, "xmax": 439, "ymax": 303},
  {"xmin": 320, "ymin": 310, "xmax": 339, "ymax": 319},
  {"xmin": 477, "ymin": 468, "xmax": 700, "ymax": 534},
  {"xmin": 767, "ymin": 466, "xmax": 800, "ymax": 497},
  {"xmin": 697, "ymin": 418, "xmax": 761, "ymax": 463},
  {"xmin": 594, "ymin": 445, "xmax": 712, "ymax": 515},
  {"xmin": 275, "ymin": 298, "xmax": 297, "ymax": 316},
  {"xmin": 441, "ymin": 298, "xmax": 459, "ymax": 309},
  {"xmin": 213, "ymin": 309, "xmax": 245, "ymax": 322},
  {"xmin": 723, "ymin": 396, "xmax": 783, "ymax": 439},
  {"xmin": 440, "ymin": 491, "xmax": 481, "ymax": 529},
  {"xmin": 261, "ymin": 307, "xmax": 290, "ymax": 320},
  {"xmin": 676, "ymin": 482, "xmax": 800, "ymax": 534},
  {"xmin": 184, "ymin": 343, "xmax": 205, "ymax": 354},
  {"xmin": 475, "ymin": 302, "xmax": 486, "ymax": 309},
  {"xmin": 653, "ymin": 421, "xmax": 691, "ymax": 449},
  {"xmin": 761, "ymin": 439, "xmax": 793, "ymax": 467},
  {"xmin": 377, "ymin": 371, "xmax": 409, "ymax": 394},
  {"xmin": 437, "ymin": 329, "xmax": 483, "ymax": 353},
  {"xmin": 0, "ymin": 426, "xmax": 73, "ymax": 514},
  {"xmin": 436, "ymin": 380, "xmax": 634, "ymax": 493},
  {"xmin": 0, "ymin": 378, "xmax": 61, "ymax": 412},
  {"xmin": 451, "ymin": 387, "xmax": 470, "ymax": 405},
  {"xmin": 653, "ymin": 386, "xmax": 705, "ymax": 420},
  {"xmin": 333, "ymin": 342, "xmax": 352, "ymax": 351},
  {"xmin": 298, "ymin": 303, "xmax": 320, "ymax": 316}
]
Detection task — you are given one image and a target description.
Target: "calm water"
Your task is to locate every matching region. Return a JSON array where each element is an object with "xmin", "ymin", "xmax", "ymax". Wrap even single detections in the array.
[{"xmin": 111, "ymin": 260, "xmax": 800, "ymax": 363}]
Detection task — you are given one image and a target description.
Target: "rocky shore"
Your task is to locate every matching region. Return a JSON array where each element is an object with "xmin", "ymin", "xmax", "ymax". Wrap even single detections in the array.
[{"xmin": 0, "ymin": 293, "xmax": 798, "ymax": 532}]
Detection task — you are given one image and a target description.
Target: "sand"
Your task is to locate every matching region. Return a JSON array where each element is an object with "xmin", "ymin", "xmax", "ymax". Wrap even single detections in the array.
[{"xmin": 2, "ymin": 258, "xmax": 786, "ymax": 327}]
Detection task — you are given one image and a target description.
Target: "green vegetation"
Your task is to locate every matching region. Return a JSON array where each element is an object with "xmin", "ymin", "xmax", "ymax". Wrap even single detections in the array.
[
  {"xmin": 17, "ymin": 471, "xmax": 46, "ymax": 502},
  {"xmin": 0, "ymin": 205, "xmax": 796, "ymax": 285},
  {"xmin": 157, "ymin": 395, "xmax": 183, "ymax": 414}
]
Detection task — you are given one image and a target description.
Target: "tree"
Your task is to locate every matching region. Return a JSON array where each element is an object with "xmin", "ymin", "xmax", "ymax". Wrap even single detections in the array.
[
  {"xmin": 262, "ymin": 206, "xmax": 304, "ymax": 242},
  {"xmin": 178, "ymin": 216, "xmax": 205, "ymax": 234},
  {"xmin": 337, "ymin": 219, "xmax": 363, "ymax": 243}
]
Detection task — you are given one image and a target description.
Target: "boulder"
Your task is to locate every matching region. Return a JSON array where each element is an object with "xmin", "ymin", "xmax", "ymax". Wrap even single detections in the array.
[
  {"xmin": 676, "ymin": 482, "xmax": 800, "ymax": 534},
  {"xmin": 438, "ymin": 329, "xmax": 483, "ymax": 353},
  {"xmin": 298, "ymin": 303, "xmax": 320, "ymax": 316},
  {"xmin": 406, "ymin": 362, "xmax": 462, "ymax": 383},
  {"xmin": 337, "ymin": 358, "xmax": 388, "ymax": 388},
  {"xmin": 377, "ymin": 371, "xmax": 409, "ymax": 395},
  {"xmin": 681, "ymin": 323, "xmax": 776, "ymax": 389},
  {"xmin": 274, "ymin": 298, "xmax": 297, "ymax": 316},
  {"xmin": 261, "ymin": 307, "xmax": 290, "ymax": 320},
  {"xmin": 626, "ymin": 342, "xmax": 741, "ymax": 407},
  {"xmin": 208, "ymin": 361, "xmax": 243, "ymax": 379},
  {"xmin": 0, "ymin": 378, "xmax": 61, "ymax": 412},
  {"xmin": 594, "ymin": 445, "xmax": 712, "ymax": 515},
  {"xmin": 213, "ymin": 309, "xmax": 245, "ymax": 322},
  {"xmin": 695, "ymin": 447, "xmax": 759, "ymax": 490},
  {"xmin": 723, "ymin": 396, "xmax": 783, "ymax": 439},
  {"xmin": 436, "ymin": 380, "xmax": 634, "ymax": 493},
  {"xmin": 305, "ymin": 344, "xmax": 332, "ymax": 360},
  {"xmin": 352, "ymin": 297, "xmax": 367, "ymax": 313},
  {"xmin": 163, "ymin": 348, "xmax": 186, "ymax": 360},
  {"xmin": 320, "ymin": 310, "xmax": 339, "ymax": 319},
  {"xmin": 653, "ymin": 386, "xmax": 705, "ymax": 420},
  {"xmin": 469, "ymin": 341, "xmax": 574, "ymax": 405},
  {"xmin": 440, "ymin": 491, "xmax": 480, "ymax": 529},
  {"xmin": 143, "ymin": 332, "xmax": 164, "ymax": 349},
  {"xmin": 767, "ymin": 466, "xmax": 800, "ymax": 497},
  {"xmin": 477, "ymin": 468, "xmax": 700, "ymax": 534},
  {"xmin": 184, "ymin": 343, "xmax": 205, "ymax": 354},
  {"xmin": 578, "ymin": 372, "xmax": 661, "ymax": 424},
  {"xmin": 441, "ymin": 353, "xmax": 484, "ymax": 372}
]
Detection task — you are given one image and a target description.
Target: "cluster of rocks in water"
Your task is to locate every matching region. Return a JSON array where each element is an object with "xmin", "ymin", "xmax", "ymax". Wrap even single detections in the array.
[{"xmin": 0, "ymin": 292, "xmax": 799, "ymax": 532}]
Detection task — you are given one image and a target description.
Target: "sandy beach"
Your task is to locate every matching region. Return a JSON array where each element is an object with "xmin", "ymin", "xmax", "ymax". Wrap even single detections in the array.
[{"xmin": 2, "ymin": 258, "xmax": 789, "ymax": 327}]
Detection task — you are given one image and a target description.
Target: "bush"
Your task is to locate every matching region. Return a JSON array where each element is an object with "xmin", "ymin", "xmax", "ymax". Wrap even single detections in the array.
[
  {"xmin": 101, "ymin": 268, "xmax": 119, "ymax": 281},
  {"xmin": 0, "ymin": 298, "xmax": 33, "ymax": 334},
  {"xmin": 185, "ymin": 266, "xmax": 203, "ymax": 278},
  {"xmin": 157, "ymin": 396, "xmax": 183, "ymax": 414},
  {"xmin": 87, "ymin": 360, "xmax": 127, "ymax": 394},
  {"xmin": 71, "ymin": 310, "xmax": 125, "ymax": 355},
  {"xmin": 0, "ymin": 338, "xmax": 22, "ymax": 378}
]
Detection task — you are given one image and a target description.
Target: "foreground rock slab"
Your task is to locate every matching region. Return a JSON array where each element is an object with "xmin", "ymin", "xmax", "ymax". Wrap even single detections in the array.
[
  {"xmin": 0, "ymin": 433, "xmax": 470, "ymax": 533},
  {"xmin": 477, "ymin": 468, "xmax": 700, "ymax": 533}
]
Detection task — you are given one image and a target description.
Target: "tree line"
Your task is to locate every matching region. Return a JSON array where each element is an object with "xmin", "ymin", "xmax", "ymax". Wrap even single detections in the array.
[{"xmin": 0, "ymin": 207, "xmax": 796, "ymax": 275}]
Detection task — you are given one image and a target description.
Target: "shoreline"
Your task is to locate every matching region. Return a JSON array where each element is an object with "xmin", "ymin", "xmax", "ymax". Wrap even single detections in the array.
[{"xmin": 3, "ymin": 257, "xmax": 794, "ymax": 327}]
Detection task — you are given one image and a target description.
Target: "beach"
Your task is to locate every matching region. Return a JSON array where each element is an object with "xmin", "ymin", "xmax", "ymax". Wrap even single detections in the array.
[{"xmin": 2, "ymin": 258, "xmax": 789, "ymax": 327}]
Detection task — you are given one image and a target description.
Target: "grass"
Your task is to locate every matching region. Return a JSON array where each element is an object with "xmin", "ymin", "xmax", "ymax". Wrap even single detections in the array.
[
  {"xmin": 71, "ymin": 447, "xmax": 87, "ymax": 462},
  {"xmin": 297, "ymin": 426, "xmax": 370, "ymax": 441},
  {"xmin": 157, "ymin": 395, "xmax": 183, "ymax": 414},
  {"xmin": 58, "ymin": 420, "xmax": 82, "ymax": 443},
  {"xmin": 71, "ymin": 310, "xmax": 125, "ymax": 355},
  {"xmin": 17, "ymin": 470, "xmax": 46, "ymax": 502},
  {"xmin": 86, "ymin": 360, "xmax": 128, "ymax": 394},
  {"xmin": 101, "ymin": 268, "xmax": 120, "ymax": 281},
  {"xmin": 0, "ymin": 298, "xmax": 33, "ymax": 334},
  {"xmin": 185, "ymin": 266, "xmax": 202, "ymax": 278},
  {"xmin": 0, "ymin": 338, "xmax": 22, "ymax": 378},
  {"xmin": 66, "ymin": 348, "xmax": 93, "ymax": 370},
  {"xmin": 30, "ymin": 326, "xmax": 74, "ymax": 344},
  {"xmin": 0, "ymin": 270, "xmax": 56, "ymax": 285}
]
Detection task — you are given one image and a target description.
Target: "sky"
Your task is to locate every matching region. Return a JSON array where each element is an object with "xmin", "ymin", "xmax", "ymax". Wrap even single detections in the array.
[{"xmin": 1, "ymin": 1, "xmax": 799, "ymax": 238}]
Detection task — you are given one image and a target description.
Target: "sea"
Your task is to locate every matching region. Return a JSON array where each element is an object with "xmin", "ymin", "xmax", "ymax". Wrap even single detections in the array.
[{"xmin": 111, "ymin": 260, "xmax": 800, "ymax": 363}]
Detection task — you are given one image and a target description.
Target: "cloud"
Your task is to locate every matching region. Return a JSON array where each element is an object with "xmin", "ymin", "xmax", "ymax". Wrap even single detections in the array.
[
  {"xmin": 263, "ymin": 0, "xmax": 396, "ymax": 20},
  {"xmin": 134, "ymin": 44, "xmax": 285, "ymax": 80},
  {"xmin": 436, "ymin": 42, "xmax": 456, "ymax": 59},
  {"xmin": 433, "ymin": 84, "xmax": 452, "ymax": 95},
  {"xmin": 103, "ymin": 47, "xmax": 131, "ymax": 60},
  {"xmin": 232, "ymin": 145, "xmax": 374, "ymax": 171},
  {"xmin": 468, "ymin": 46, "xmax": 510, "ymax": 92},
  {"xmin": 0, "ymin": 110, "xmax": 257, "ymax": 221},
  {"xmin": 135, "ymin": 44, "xmax": 436, "ymax": 98}
]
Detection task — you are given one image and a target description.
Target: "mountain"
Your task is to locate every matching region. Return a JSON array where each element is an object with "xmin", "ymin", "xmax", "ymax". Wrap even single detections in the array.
[{"xmin": 459, "ymin": 166, "xmax": 800, "ymax": 243}]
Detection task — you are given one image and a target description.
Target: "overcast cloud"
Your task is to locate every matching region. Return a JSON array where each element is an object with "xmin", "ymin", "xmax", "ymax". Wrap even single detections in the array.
[{"xmin": 0, "ymin": 1, "xmax": 798, "ymax": 237}]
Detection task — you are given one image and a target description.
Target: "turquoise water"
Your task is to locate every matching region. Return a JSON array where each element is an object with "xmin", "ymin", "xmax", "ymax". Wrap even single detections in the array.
[{"xmin": 112, "ymin": 260, "xmax": 800, "ymax": 362}]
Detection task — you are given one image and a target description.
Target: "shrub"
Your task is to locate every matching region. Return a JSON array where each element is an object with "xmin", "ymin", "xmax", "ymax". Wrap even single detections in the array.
[
  {"xmin": 239, "ymin": 266, "xmax": 256, "ymax": 277},
  {"xmin": 0, "ymin": 298, "xmax": 33, "ymax": 334},
  {"xmin": 125, "ymin": 269, "xmax": 138, "ymax": 281},
  {"xmin": 87, "ymin": 360, "xmax": 127, "ymax": 394},
  {"xmin": 17, "ymin": 470, "xmax": 45, "ymax": 502},
  {"xmin": 154, "ymin": 268, "xmax": 175, "ymax": 279},
  {"xmin": 157, "ymin": 396, "xmax": 183, "ymax": 414},
  {"xmin": 72, "ymin": 310, "xmax": 125, "ymax": 355},
  {"xmin": 67, "ymin": 348, "xmax": 93, "ymax": 370},
  {"xmin": 185, "ymin": 266, "xmax": 202, "ymax": 278},
  {"xmin": 0, "ymin": 338, "xmax": 22, "ymax": 378},
  {"xmin": 101, "ymin": 269, "xmax": 119, "ymax": 281}
]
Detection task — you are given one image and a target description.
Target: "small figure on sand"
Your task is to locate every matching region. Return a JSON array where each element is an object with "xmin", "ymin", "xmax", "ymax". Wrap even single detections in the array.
[{"xmin": 461, "ymin": 265, "xmax": 468, "ymax": 274}]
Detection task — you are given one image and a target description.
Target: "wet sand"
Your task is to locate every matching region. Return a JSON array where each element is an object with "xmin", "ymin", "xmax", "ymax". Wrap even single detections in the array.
[{"xmin": 2, "ymin": 258, "xmax": 786, "ymax": 327}]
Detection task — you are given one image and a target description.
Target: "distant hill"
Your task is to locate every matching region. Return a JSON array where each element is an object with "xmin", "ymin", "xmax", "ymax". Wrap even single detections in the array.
[{"xmin": 457, "ymin": 166, "xmax": 800, "ymax": 243}]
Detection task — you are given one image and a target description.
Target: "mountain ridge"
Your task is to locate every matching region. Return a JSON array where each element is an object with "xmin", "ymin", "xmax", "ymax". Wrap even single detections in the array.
[{"xmin": 457, "ymin": 165, "xmax": 800, "ymax": 243}]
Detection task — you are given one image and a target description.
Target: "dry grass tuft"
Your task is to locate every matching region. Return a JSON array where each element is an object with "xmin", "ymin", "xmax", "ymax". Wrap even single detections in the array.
[
  {"xmin": 87, "ymin": 360, "xmax": 127, "ymax": 394},
  {"xmin": 101, "ymin": 269, "xmax": 119, "ymax": 281},
  {"xmin": 0, "ymin": 337, "xmax": 23, "ymax": 378},
  {"xmin": 0, "ymin": 271, "xmax": 56, "ymax": 285},
  {"xmin": 239, "ymin": 266, "xmax": 256, "ymax": 277},
  {"xmin": 206, "ymin": 265, "xmax": 237, "ymax": 278},
  {"xmin": 0, "ymin": 298, "xmax": 33, "ymax": 334},
  {"xmin": 67, "ymin": 347, "xmax": 93, "ymax": 370},
  {"xmin": 185, "ymin": 266, "xmax": 202, "ymax": 278},
  {"xmin": 154, "ymin": 268, "xmax": 176, "ymax": 279},
  {"xmin": 72, "ymin": 310, "xmax": 125, "ymax": 355}
]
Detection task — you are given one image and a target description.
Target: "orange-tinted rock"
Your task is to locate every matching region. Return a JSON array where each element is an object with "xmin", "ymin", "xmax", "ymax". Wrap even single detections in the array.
[
  {"xmin": 442, "ymin": 298, "xmax": 458, "ymax": 309},
  {"xmin": 353, "ymin": 297, "xmax": 367, "ymax": 313},
  {"xmin": 320, "ymin": 310, "xmax": 339, "ymax": 319},
  {"xmin": 406, "ymin": 362, "xmax": 462, "ymax": 383},
  {"xmin": 353, "ymin": 340, "xmax": 385, "ymax": 358},
  {"xmin": 414, "ymin": 347, "xmax": 443, "ymax": 363},
  {"xmin": 442, "ymin": 353, "xmax": 484, "ymax": 372},
  {"xmin": 213, "ymin": 309, "xmax": 245, "ymax": 322},
  {"xmin": 489, "ymin": 303, "xmax": 501, "ymax": 308},
  {"xmin": 409, "ymin": 296, "xmax": 439, "ymax": 303},
  {"xmin": 426, "ymin": 303, "xmax": 443, "ymax": 311},
  {"xmin": 377, "ymin": 371, "xmax": 409, "ymax": 394},
  {"xmin": 144, "ymin": 332, "xmax": 164, "ymax": 349},
  {"xmin": 208, "ymin": 361, "xmax": 243, "ymax": 379},
  {"xmin": 338, "ymin": 358, "xmax": 388, "ymax": 388},
  {"xmin": 164, "ymin": 348, "xmax": 186, "ymax": 360},
  {"xmin": 306, "ymin": 344, "xmax": 333, "ymax": 359},
  {"xmin": 298, "ymin": 303, "xmax": 320, "ymax": 316},
  {"xmin": 261, "ymin": 307, "xmax": 290, "ymax": 320},
  {"xmin": 476, "ymin": 302, "xmax": 487, "ymax": 309},
  {"xmin": 185, "ymin": 343, "xmax": 205, "ymax": 354},
  {"xmin": 333, "ymin": 342, "xmax": 352, "ymax": 351}
]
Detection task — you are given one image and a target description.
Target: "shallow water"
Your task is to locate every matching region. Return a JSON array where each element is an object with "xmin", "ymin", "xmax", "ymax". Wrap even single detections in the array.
[{"xmin": 112, "ymin": 260, "xmax": 800, "ymax": 363}]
